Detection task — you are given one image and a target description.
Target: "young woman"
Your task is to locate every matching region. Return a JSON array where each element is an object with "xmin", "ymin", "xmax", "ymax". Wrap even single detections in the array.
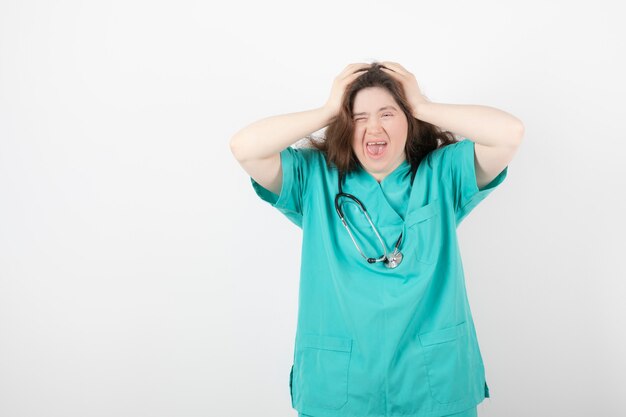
[{"xmin": 230, "ymin": 62, "xmax": 524, "ymax": 417}]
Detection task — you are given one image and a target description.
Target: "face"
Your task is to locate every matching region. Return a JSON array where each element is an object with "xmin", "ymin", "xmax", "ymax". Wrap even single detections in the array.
[{"xmin": 351, "ymin": 87, "xmax": 408, "ymax": 182}]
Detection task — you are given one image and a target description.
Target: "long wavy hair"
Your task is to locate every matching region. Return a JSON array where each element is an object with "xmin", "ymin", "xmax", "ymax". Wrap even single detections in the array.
[{"xmin": 303, "ymin": 62, "xmax": 459, "ymax": 178}]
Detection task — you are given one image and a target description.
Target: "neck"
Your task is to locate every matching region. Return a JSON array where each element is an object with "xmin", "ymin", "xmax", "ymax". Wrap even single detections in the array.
[{"xmin": 368, "ymin": 157, "xmax": 407, "ymax": 183}]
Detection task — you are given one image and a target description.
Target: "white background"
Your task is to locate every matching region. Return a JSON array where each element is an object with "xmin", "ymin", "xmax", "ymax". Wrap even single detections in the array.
[{"xmin": 1, "ymin": 1, "xmax": 625, "ymax": 416}]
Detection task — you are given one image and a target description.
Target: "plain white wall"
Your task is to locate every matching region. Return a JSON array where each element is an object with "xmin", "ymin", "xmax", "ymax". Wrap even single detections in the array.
[{"xmin": 1, "ymin": 0, "xmax": 625, "ymax": 416}]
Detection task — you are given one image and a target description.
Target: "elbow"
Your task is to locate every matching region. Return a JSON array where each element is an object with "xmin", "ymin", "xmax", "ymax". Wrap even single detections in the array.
[
  {"xmin": 516, "ymin": 119, "xmax": 525, "ymax": 135},
  {"xmin": 517, "ymin": 120, "xmax": 526, "ymax": 145},
  {"xmin": 229, "ymin": 135, "xmax": 247, "ymax": 162},
  {"xmin": 511, "ymin": 120, "xmax": 525, "ymax": 147}
]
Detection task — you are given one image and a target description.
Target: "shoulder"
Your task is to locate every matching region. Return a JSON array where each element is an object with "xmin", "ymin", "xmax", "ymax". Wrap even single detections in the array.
[
  {"xmin": 423, "ymin": 139, "xmax": 470, "ymax": 167},
  {"xmin": 288, "ymin": 145, "xmax": 332, "ymax": 170},
  {"xmin": 292, "ymin": 145, "xmax": 322, "ymax": 158},
  {"xmin": 428, "ymin": 139, "xmax": 467, "ymax": 158}
]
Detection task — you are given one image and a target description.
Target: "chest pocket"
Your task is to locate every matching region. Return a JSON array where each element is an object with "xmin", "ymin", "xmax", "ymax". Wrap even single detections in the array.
[{"xmin": 405, "ymin": 199, "xmax": 442, "ymax": 264}]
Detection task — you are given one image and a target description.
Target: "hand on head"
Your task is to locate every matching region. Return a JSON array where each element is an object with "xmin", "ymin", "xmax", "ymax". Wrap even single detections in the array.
[{"xmin": 323, "ymin": 63, "xmax": 372, "ymax": 117}]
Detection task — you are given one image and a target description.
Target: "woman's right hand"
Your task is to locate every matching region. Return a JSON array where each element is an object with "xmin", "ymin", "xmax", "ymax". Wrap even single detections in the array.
[{"xmin": 323, "ymin": 63, "xmax": 371, "ymax": 118}]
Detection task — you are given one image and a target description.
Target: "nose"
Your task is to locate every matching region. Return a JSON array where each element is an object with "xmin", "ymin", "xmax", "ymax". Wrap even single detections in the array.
[{"xmin": 366, "ymin": 117, "xmax": 383, "ymax": 133}]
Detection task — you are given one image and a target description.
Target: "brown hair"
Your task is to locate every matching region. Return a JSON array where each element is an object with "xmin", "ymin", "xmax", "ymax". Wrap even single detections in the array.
[{"xmin": 303, "ymin": 62, "xmax": 458, "ymax": 178}]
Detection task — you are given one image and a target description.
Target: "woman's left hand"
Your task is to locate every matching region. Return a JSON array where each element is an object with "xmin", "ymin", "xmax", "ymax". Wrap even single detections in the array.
[{"xmin": 380, "ymin": 62, "xmax": 430, "ymax": 117}]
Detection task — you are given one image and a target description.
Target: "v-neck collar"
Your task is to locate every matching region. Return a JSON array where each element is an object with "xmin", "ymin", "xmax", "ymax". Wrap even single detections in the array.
[
  {"xmin": 341, "ymin": 159, "xmax": 415, "ymax": 225},
  {"xmin": 345, "ymin": 159, "xmax": 412, "ymax": 192}
]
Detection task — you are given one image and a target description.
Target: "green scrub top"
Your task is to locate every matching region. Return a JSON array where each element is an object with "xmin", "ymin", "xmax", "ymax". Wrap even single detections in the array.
[{"xmin": 250, "ymin": 138, "xmax": 508, "ymax": 417}]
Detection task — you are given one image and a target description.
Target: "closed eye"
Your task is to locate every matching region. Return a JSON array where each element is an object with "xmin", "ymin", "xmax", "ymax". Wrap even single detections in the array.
[{"xmin": 354, "ymin": 113, "xmax": 394, "ymax": 121}]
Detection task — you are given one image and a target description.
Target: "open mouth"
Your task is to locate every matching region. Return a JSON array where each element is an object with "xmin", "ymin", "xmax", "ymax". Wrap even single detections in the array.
[{"xmin": 365, "ymin": 140, "xmax": 388, "ymax": 158}]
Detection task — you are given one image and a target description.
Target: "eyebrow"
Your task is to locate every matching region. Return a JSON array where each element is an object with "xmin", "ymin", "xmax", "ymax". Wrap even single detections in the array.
[{"xmin": 352, "ymin": 106, "xmax": 398, "ymax": 117}]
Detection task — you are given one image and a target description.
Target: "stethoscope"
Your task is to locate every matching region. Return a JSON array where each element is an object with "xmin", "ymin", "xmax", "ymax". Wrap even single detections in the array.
[{"xmin": 334, "ymin": 167, "xmax": 417, "ymax": 269}]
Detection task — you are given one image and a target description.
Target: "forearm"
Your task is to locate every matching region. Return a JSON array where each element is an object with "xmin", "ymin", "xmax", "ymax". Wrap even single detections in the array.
[
  {"xmin": 229, "ymin": 106, "xmax": 335, "ymax": 162},
  {"xmin": 413, "ymin": 102, "xmax": 524, "ymax": 147}
]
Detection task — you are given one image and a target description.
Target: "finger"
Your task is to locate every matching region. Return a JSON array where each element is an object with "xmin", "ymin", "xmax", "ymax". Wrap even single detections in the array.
[
  {"xmin": 347, "ymin": 63, "xmax": 371, "ymax": 71},
  {"xmin": 346, "ymin": 66, "xmax": 370, "ymax": 79},
  {"xmin": 351, "ymin": 67, "xmax": 369, "ymax": 75},
  {"xmin": 381, "ymin": 62, "xmax": 404, "ymax": 73},
  {"xmin": 380, "ymin": 67, "xmax": 400, "ymax": 77},
  {"xmin": 346, "ymin": 69, "xmax": 367, "ymax": 82},
  {"xmin": 336, "ymin": 66, "xmax": 366, "ymax": 82},
  {"xmin": 338, "ymin": 64, "xmax": 369, "ymax": 78},
  {"xmin": 351, "ymin": 63, "xmax": 371, "ymax": 72}
]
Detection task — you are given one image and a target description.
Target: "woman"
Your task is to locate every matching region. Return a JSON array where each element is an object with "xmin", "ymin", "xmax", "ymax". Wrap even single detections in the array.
[{"xmin": 229, "ymin": 62, "xmax": 524, "ymax": 417}]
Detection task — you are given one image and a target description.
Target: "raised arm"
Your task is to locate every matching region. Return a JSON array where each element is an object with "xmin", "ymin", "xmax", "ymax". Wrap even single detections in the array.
[
  {"xmin": 229, "ymin": 107, "xmax": 334, "ymax": 195},
  {"xmin": 229, "ymin": 63, "xmax": 371, "ymax": 194}
]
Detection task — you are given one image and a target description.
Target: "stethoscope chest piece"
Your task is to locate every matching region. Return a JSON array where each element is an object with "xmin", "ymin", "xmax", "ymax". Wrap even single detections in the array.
[{"xmin": 385, "ymin": 250, "xmax": 403, "ymax": 269}]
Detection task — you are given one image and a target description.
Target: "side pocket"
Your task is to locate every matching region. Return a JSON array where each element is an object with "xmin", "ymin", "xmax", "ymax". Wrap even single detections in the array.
[
  {"xmin": 295, "ymin": 334, "xmax": 352, "ymax": 409},
  {"xmin": 419, "ymin": 322, "xmax": 472, "ymax": 404}
]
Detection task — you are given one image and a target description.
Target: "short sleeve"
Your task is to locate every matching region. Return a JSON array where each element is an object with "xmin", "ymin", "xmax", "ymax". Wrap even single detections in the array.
[
  {"xmin": 438, "ymin": 139, "xmax": 508, "ymax": 225},
  {"xmin": 250, "ymin": 146, "xmax": 309, "ymax": 228}
]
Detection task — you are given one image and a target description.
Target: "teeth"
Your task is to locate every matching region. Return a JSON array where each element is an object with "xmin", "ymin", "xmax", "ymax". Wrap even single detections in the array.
[{"xmin": 367, "ymin": 141, "xmax": 387, "ymax": 145}]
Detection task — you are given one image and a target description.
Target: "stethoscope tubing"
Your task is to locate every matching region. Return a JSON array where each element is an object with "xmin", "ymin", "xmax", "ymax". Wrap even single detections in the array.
[{"xmin": 335, "ymin": 172, "xmax": 403, "ymax": 267}]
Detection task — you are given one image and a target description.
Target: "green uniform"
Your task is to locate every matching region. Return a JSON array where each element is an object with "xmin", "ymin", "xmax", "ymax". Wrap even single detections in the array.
[{"xmin": 250, "ymin": 139, "xmax": 508, "ymax": 417}]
